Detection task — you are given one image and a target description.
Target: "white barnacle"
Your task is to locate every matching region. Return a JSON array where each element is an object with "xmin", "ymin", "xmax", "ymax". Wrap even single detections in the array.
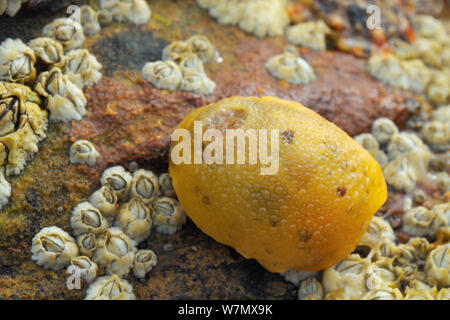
[
  {"xmin": 89, "ymin": 185, "xmax": 119, "ymax": 219},
  {"xmin": 85, "ymin": 274, "xmax": 135, "ymax": 300},
  {"xmin": 425, "ymin": 244, "xmax": 450, "ymax": 287},
  {"xmin": 28, "ymin": 37, "xmax": 64, "ymax": 67},
  {"xmin": 281, "ymin": 269, "xmax": 317, "ymax": 286},
  {"xmin": 372, "ymin": 239, "xmax": 398, "ymax": 261},
  {"xmin": 362, "ymin": 287, "xmax": 403, "ymax": 300},
  {"xmin": 97, "ymin": 9, "xmax": 113, "ymax": 26},
  {"xmin": 383, "ymin": 154, "xmax": 421, "ymax": 192},
  {"xmin": 62, "ymin": 49, "xmax": 103, "ymax": 89},
  {"xmin": 133, "ymin": 249, "xmax": 157, "ymax": 279},
  {"xmin": 0, "ymin": 38, "xmax": 36, "ymax": 84},
  {"xmin": 42, "ymin": 18, "xmax": 85, "ymax": 52},
  {"xmin": 432, "ymin": 105, "xmax": 450, "ymax": 125},
  {"xmin": 437, "ymin": 288, "xmax": 450, "ymax": 300},
  {"xmin": 152, "ymin": 196, "xmax": 186, "ymax": 235},
  {"xmin": 403, "ymin": 287, "xmax": 437, "ymax": 300},
  {"xmin": 80, "ymin": 5, "xmax": 101, "ymax": 36},
  {"xmin": 354, "ymin": 133, "xmax": 379, "ymax": 153},
  {"xmin": 427, "ymin": 70, "xmax": 449, "ymax": 105},
  {"xmin": 403, "ymin": 207, "xmax": 437, "ymax": 237},
  {"xmin": 186, "ymin": 35, "xmax": 221, "ymax": 64},
  {"xmin": 387, "ymin": 132, "xmax": 429, "ymax": 160},
  {"xmin": 360, "ymin": 216, "xmax": 395, "ymax": 248},
  {"xmin": 34, "ymin": 67, "xmax": 87, "ymax": 123},
  {"xmin": 179, "ymin": 69, "xmax": 216, "ymax": 95},
  {"xmin": 0, "ymin": 168, "xmax": 11, "ymax": 210},
  {"xmin": 100, "ymin": 165, "xmax": 132, "ymax": 201},
  {"xmin": 298, "ymin": 277, "xmax": 323, "ymax": 300},
  {"xmin": 265, "ymin": 52, "xmax": 315, "ymax": 85},
  {"xmin": 431, "ymin": 203, "xmax": 449, "ymax": 237},
  {"xmin": 407, "ymin": 237, "xmax": 431, "ymax": 262},
  {"xmin": 93, "ymin": 227, "xmax": 136, "ymax": 277},
  {"xmin": 142, "ymin": 60, "xmax": 182, "ymax": 91},
  {"xmin": 68, "ymin": 256, "xmax": 98, "ymax": 284},
  {"xmin": 368, "ymin": 54, "xmax": 409, "ymax": 90},
  {"xmin": 401, "ymin": 59, "xmax": 431, "ymax": 94},
  {"xmin": 130, "ymin": 169, "xmax": 160, "ymax": 204},
  {"xmin": 286, "ymin": 20, "xmax": 331, "ymax": 50},
  {"xmin": 31, "ymin": 226, "xmax": 79, "ymax": 270},
  {"xmin": 162, "ymin": 41, "xmax": 191, "ymax": 64},
  {"xmin": 0, "ymin": 0, "xmax": 26, "ymax": 17},
  {"xmin": 100, "ymin": 0, "xmax": 151, "ymax": 25},
  {"xmin": 116, "ymin": 196, "xmax": 152, "ymax": 243},
  {"xmin": 413, "ymin": 15, "xmax": 447, "ymax": 43},
  {"xmin": 178, "ymin": 53, "xmax": 206, "ymax": 75},
  {"xmin": 69, "ymin": 139, "xmax": 100, "ymax": 167},
  {"xmin": 70, "ymin": 201, "xmax": 108, "ymax": 237},
  {"xmin": 76, "ymin": 233, "xmax": 97, "ymax": 258},
  {"xmin": 159, "ymin": 173, "xmax": 176, "ymax": 198},
  {"xmin": 422, "ymin": 121, "xmax": 449, "ymax": 146}
]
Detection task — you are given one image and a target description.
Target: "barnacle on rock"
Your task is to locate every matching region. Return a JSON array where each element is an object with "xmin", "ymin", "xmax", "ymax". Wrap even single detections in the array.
[
  {"xmin": 42, "ymin": 18, "xmax": 85, "ymax": 52},
  {"xmin": 101, "ymin": 165, "xmax": 132, "ymax": 201},
  {"xmin": 0, "ymin": 38, "xmax": 36, "ymax": 84},
  {"xmin": 286, "ymin": 20, "xmax": 331, "ymax": 50},
  {"xmin": 85, "ymin": 274, "xmax": 135, "ymax": 300},
  {"xmin": 69, "ymin": 256, "xmax": 98, "ymax": 284},
  {"xmin": 383, "ymin": 153, "xmax": 425, "ymax": 192},
  {"xmin": 130, "ymin": 169, "xmax": 159, "ymax": 204},
  {"xmin": 387, "ymin": 132, "xmax": 429, "ymax": 160},
  {"xmin": 31, "ymin": 226, "xmax": 79, "ymax": 270},
  {"xmin": 372, "ymin": 239, "xmax": 398, "ymax": 261},
  {"xmin": 404, "ymin": 286, "xmax": 438, "ymax": 300},
  {"xmin": 142, "ymin": 60, "xmax": 182, "ymax": 91},
  {"xmin": 437, "ymin": 288, "xmax": 450, "ymax": 300},
  {"xmin": 401, "ymin": 59, "xmax": 431, "ymax": 94},
  {"xmin": 76, "ymin": 233, "xmax": 97, "ymax": 258},
  {"xmin": 422, "ymin": 121, "xmax": 450, "ymax": 146},
  {"xmin": 69, "ymin": 139, "xmax": 100, "ymax": 167},
  {"xmin": 281, "ymin": 269, "xmax": 317, "ymax": 286},
  {"xmin": 89, "ymin": 185, "xmax": 119, "ymax": 219},
  {"xmin": 97, "ymin": 9, "xmax": 113, "ymax": 26},
  {"xmin": 427, "ymin": 70, "xmax": 449, "ymax": 105},
  {"xmin": 403, "ymin": 207, "xmax": 437, "ymax": 237},
  {"xmin": 0, "ymin": 0, "xmax": 26, "ymax": 17},
  {"xmin": 368, "ymin": 54, "xmax": 409, "ymax": 90},
  {"xmin": 62, "ymin": 49, "xmax": 102, "ymax": 89},
  {"xmin": 179, "ymin": 69, "xmax": 216, "ymax": 95},
  {"xmin": 298, "ymin": 277, "xmax": 323, "ymax": 300},
  {"xmin": 354, "ymin": 133, "xmax": 379, "ymax": 153},
  {"xmin": 116, "ymin": 196, "xmax": 152, "ymax": 243},
  {"xmin": 93, "ymin": 227, "xmax": 136, "ymax": 277},
  {"xmin": 159, "ymin": 173, "xmax": 176, "ymax": 198},
  {"xmin": 362, "ymin": 287, "xmax": 403, "ymax": 300},
  {"xmin": 413, "ymin": 15, "xmax": 447, "ymax": 43},
  {"xmin": 433, "ymin": 172, "xmax": 450, "ymax": 194},
  {"xmin": 204, "ymin": 0, "xmax": 244, "ymax": 25},
  {"xmin": 34, "ymin": 67, "xmax": 87, "ymax": 123},
  {"xmin": 162, "ymin": 41, "xmax": 191, "ymax": 64},
  {"xmin": 0, "ymin": 168, "xmax": 10, "ymax": 210},
  {"xmin": 70, "ymin": 201, "xmax": 108, "ymax": 237},
  {"xmin": 80, "ymin": 5, "xmax": 101, "ymax": 36},
  {"xmin": 28, "ymin": 37, "xmax": 64, "ymax": 67},
  {"xmin": 431, "ymin": 203, "xmax": 449, "ymax": 237},
  {"xmin": 151, "ymin": 196, "xmax": 186, "ymax": 235},
  {"xmin": 178, "ymin": 53, "xmax": 205, "ymax": 75},
  {"xmin": 360, "ymin": 216, "xmax": 395, "ymax": 248},
  {"xmin": 0, "ymin": 82, "xmax": 48, "ymax": 176},
  {"xmin": 265, "ymin": 51, "xmax": 315, "ymax": 85},
  {"xmin": 425, "ymin": 244, "xmax": 450, "ymax": 287},
  {"xmin": 133, "ymin": 249, "xmax": 157, "ymax": 279},
  {"xmin": 186, "ymin": 35, "xmax": 221, "ymax": 64},
  {"xmin": 99, "ymin": 0, "xmax": 151, "ymax": 25},
  {"xmin": 432, "ymin": 105, "xmax": 450, "ymax": 125}
]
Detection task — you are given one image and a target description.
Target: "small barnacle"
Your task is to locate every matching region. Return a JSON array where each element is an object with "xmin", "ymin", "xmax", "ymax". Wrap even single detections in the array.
[
  {"xmin": 286, "ymin": 20, "xmax": 331, "ymax": 51},
  {"xmin": 354, "ymin": 133, "xmax": 379, "ymax": 153},
  {"xmin": 69, "ymin": 139, "xmax": 100, "ymax": 167},
  {"xmin": 100, "ymin": 165, "xmax": 132, "ymax": 201},
  {"xmin": 133, "ymin": 249, "xmax": 157, "ymax": 279},
  {"xmin": 159, "ymin": 173, "xmax": 176, "ymax": 198},
  {"xmin": 403, "ymin": 206, "xmax": 436, "ymax": 237},
  {"xmin": 62, "ymin": 49, "xmax": 103, "ymax": 89},
  {"xmin": 360, "ymin": 216, "xmax": 395, "ymax": 248},
  {"xmin": 390, "ymin": 39, "xmax": 415, "ymax": 60},
  {"xmin": 281, "ymin": 269, "xmax": 317, "ymax": 286},
  {"xmin": 371, "ymin": 117, "xmax": 399, "ymax": 145},
  {"xmin": 130, "ymin": 169, "xmax": 160, "ymax": 204},
  {"xmin": 433, "ymin": 172, "xmax": 450, "ymax": 194},
  {"xmin": 373, "ymin": 150, "xmax": 389, "ymax": 168},
  {"xmin": 383, "ymin": 155, "xmax": 420, "ymax": 192},
  {"xmin": 437, "ymin": 288, "xmax": 450, "ymax": 300},
  {"xmin": 422, "ymin": 121, "xmax": 449, "ymax": 146},
  {"xmin": 369, "ymin": 259, "xmax": 397, "ymax": 287},
  {"xmin": 0, "ymin": 82, "xmax": 48, "ymax": 176},
  {"xmin": 412, "ymin": 189, "xmax": 427, "ymax": 204},
  {"xmin": 97, "ymin": 9, "xmax": 113, "ymax": 26},
  {"xmin": 69, "ymin": 256, "xmax": 98, "ymax": 284},
  {"xmin": 70, "ymin": 201, "xmax": 108, "ymax": 237},
  {"xmin": 386, "ymin": 132, "xmax": 429, "ymax": 160},
  {"xmin": 34, "ymin": 67, "xmax": 87, "ymax": 123},
  {"xmin": 362, "ymin": 287, "xmax": 403, "ymax": 300},
  {"xmin": 412, "ymin": 38, "xmax": 443, "ymax": 69},
  {"xmin": 0, "ymin": 168, "xmax": 10, "ymax": 209},
  {"xmin": 368, "ymin": 54, "xmax": 408, "ymax": 90},
  {"xmin": 162, "ymin": 41, "xmax": 191, "ymax": 64},
  {"xmin": 28, "ymin": 37, "xmax": 64, "ymax": 67},
  {"xmin": 207, "ymin": 0, "xmax": 245, "ymax": 25},
  {"xmin": 403, "ymin": 286, "xmax": 438, "ymax": 300},
  {"xmin": 0, "ymin": 0, "xmax": 26, "ymax": 17},
  {"xmin": 116, "ymin": 196, "xmax": 152, "ymax": 243},
  {"xmin": 89, "ymin": 185, "xmax": 119, "ymax": 219},
  {"xmin": 85, "ymin": 274, "xmax": 135, "ymax": 300},
  {"xmin": 265, "ymin": 52, "xmax": 315, "ymax": 85},
  {"xmin": 427, "ymin": 70, "xmax": 449, "ymax": 105},
  {"xmin": 430, "ymin": 203, "xmax": 449, "ymax": 236},
  {"xmin": 401, "ymin": 59, "xmax": 431, "ymax": 94},
  {"xmin": 413, "ymin": 15, "xmax": 447, "ymax": 43},
  {"xmin": 432, "ymin": 105, "xmax": 450, "ymax": 125},
  {"xmin": 179, "ymin": 69, "xmax": 216, "ymax": 96},
  {"xmin": 76, "ymin": 233, "xmax": 97, "ymax": 258},
  {"xmin": 407, "ymin": 237, "xmax": 431, "ymax": 262},
  {"xmin": 298, "ymin": 277, "xmax": 323, "ymax": 300},
  {"xmin": 42, "ymin": 18, "xmax": 85, "ymax": 52},
  {"xmin": 186, "ymin": 35, "xmax": 221, "ymax": 64},
  {"xmin": 178, "ymin": 53, "xmax": 206, "ymax": 75},
  {"xmin": 151, "ymin": 196, "xmax": 186, "ymax": 235},
  {"xmin": 99, "ymin": 0, "xmax": 151, "ymax": 25},
  {"xmin": 31, "ymin": 226, "xmax": 79, "ymax": 270},
  {"xmin": 93, "ymin": 227, "xmax": 136, "ymax": 277},
  {"xmin": 80, "ymin": 5, "xmax": 101, "ymax": 36},
  {"xmin": 372, "ymin": 239, "xmax": 398, "ymax": 261},
  {"xmin": 142, "ymin": 60, "xmax": 182, "ymax": 91},
  {"xmin": 0, "ymin": 38, "xmax": 36, "ymax": 84},
  {"xmin": 425, "ymin": 244, "xmax": 450, "ymax": 287}
]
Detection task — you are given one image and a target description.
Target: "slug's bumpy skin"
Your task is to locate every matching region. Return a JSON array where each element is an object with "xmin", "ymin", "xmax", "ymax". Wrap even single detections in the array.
[
  {"xmin": 62, "ymin": 49, "xmax": 102, "ymax": 89},
  {"xmin": 69, "ymin": 139, "xmax": 100, "ymax": 167},
  {"xmin": 158, "ymin": 173, "xmax": 176, "ymax": 198},
  {"xmin": 265, "ymin": 51, "xmax": 315, "ymax": 85},
  {"xmin": 28, "ymin": 37, "xmax": 65, "ymax": 67},
  {"xmin": 0, "ymin": 168, "xmax": 10, "ymax": 210},
  {"xmin": 34, "ymin": 67, "xmax": 87, "ymax": 123},
  {"xmin": 99, "ymin": 0, "xmax": 151, "ymax": 25},
  {"xmin": 69, "ymin": 256, "xmax": 98, "ymax": 284},
  {"xmin": 100, "ymin": 165, "xmax": 132, "ymax": 201},
  {"xmin": 92, "ymin": 227, "xmax": 136, "ymax": 277},
  {"xmin": 89, "ymin": 185, "xmax": 119, "ymax": 219},
  {"xmin": 116, "ymin": 196, "xmax": 153, "ymax": 243},
  {"xmin": 286, "ymin": 20, "xmax": 331, "ymax": 51},
  {"xmin": 31, "ymin": 226, "xmax": 79, "ymax": 270},
  {"xmin": 142, "ymin": 61, "xmax": 182, "ymax": 91},
  {"xmin": 133, "ymin": 249, "xmax": 157, "ymax": 279},
  {"xmin": 0, "ymin": 0, "xmax": 26, "ymax": 17},
  {"xmin": 0, "ymin": 38, "xmax": 36, "ymax": 84},
  {"xmin": 70, "ymin": 202, "xmax": 108, "ymax": 237},
  {"xmin": 85, "ymin": 274, "xmax": 135, "ymax": 300},
  {"xmin": 80, "ymin": 5, "xmax": 101, "ymax": 36},
  {"xmin": 42, "ymin": 18, "xmax": 85, "ymax": 52},
  {"xmin": 151, "ymin": 196, "xmax": 186, "ymax": 235},
  {"xmin": 0, "ymin": 82, "xmax": 48, "ymax": 176},
  {"xmin": 76, "ymin": 233, "xmax": 97, "ymax": 258}
]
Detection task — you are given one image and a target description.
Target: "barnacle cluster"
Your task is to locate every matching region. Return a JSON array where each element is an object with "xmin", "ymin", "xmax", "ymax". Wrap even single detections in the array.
[
  {"xmin": 31, "ymin": 165, "xmax": 185, "ymax": 299},
  {"xmin": 142, "ymin": 35, "xmax": 221, "ymax": 95},
  {"xmin": 99, "ymin": 0, "xmax": 152, "ymax": 25},
  {"xmin": 265, "ymin": 47, "xmax": 315, "ymax": 84},
  {"xmin": 196, "ymin": 0, "xmax": 289, "ymax": 38},
  {"xmin": 286, "ymin": 20, "xmax": 331, "ymax": 51},
  {"xmin": 0, "ymin": 0, "xmax": 26, "ymax": 17},
  {"xmin": 0, "ymin": 38, "xmax": 36, "ymax": 84},
  {"xmin": 42, "ymin": 18, "xmax": 85, "ymax": 52}
]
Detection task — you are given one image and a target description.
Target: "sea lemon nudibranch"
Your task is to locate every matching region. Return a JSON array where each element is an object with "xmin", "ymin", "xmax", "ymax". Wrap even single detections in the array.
[{"xmin": 169, "ymin": 96, "xmax": 387, "ymax": 273}]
